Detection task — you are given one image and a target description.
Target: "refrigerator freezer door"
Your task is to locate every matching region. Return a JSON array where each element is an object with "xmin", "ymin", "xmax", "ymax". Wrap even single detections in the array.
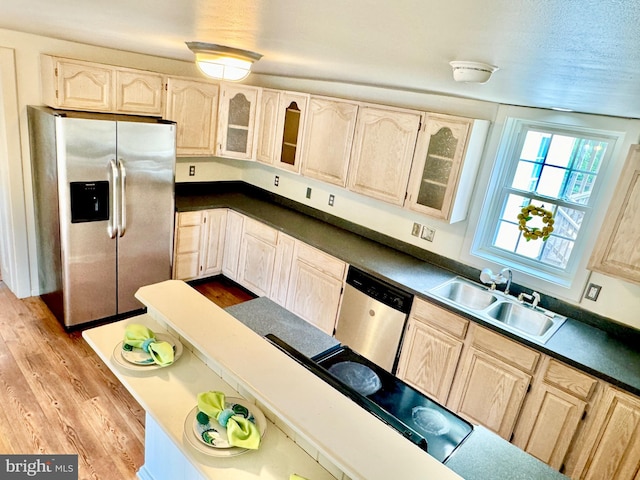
[
  {"xmin": 57, "ymin": 116, "xmax": 118, "ymax": 326},
  {"xmin": 115, "ymin": 121, "xmax": 176, "ymax": 313}
]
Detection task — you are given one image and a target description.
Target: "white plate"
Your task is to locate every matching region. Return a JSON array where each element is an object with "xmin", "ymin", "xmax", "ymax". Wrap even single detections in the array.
[
  {"xmin": 183, "ymin": 397, "xmax": 267, "ymax": 457},
  {"xmin": 112, "ymin": 332, "xmax": 183, "ymax": 371}
]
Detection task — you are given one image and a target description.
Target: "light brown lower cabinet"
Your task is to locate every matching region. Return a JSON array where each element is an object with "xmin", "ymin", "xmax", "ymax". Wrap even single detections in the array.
[
  {"xmin": 221, "ymin": 210, "xmax": 244, "ymax": 281},
  {"xmin": 172, "ymin": 210, "xmax": 227, "ymax": 281},
  {"xmin": 567, "ymin": 385, "xmax": 640, "ymax": 480},
  {"xmin": 447, "ymin": 324, "xmax": 540, "ymax": 440},
  {"xmin": 396, "ymin": 298, "xmax": 468, "ymax": 404},
  {"xmin": 285, "ymin": 242, "xmax": 346, "ymax": 335},
  {"xmin": 397, "ymin": 298, "xmax": 640, "ymax": 479},
  {"xmin": 512, "ymin": 357, "xmax": 597, "ymax": 471},
  {"xmin": 236, "ymin": 218, "xmax": 279, "ymax": 297}
]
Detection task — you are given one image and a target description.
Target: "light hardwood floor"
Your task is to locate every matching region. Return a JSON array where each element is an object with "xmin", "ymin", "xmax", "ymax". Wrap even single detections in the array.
[{"xmin": 0, "ymin": 277, "xmax": 251, "ymax": 480}]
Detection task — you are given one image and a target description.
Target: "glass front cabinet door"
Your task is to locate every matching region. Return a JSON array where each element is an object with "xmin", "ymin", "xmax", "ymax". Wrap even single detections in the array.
[
  {"xmin": 256, "ymin": 90, "xmax": 309, "ymax": 173},
  {"xmin": 406, "ymin": 114, "xmax": 488, "ymax": 223},
  {"xmin": 217, "ymin": 84, "xmax": 261, "ymax": 159}
]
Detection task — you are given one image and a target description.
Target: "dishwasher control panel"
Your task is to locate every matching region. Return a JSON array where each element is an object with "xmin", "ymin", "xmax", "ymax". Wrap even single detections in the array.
[{"xmin": 346, "ymin": 267, "xmax": 413, "ymax": 314}]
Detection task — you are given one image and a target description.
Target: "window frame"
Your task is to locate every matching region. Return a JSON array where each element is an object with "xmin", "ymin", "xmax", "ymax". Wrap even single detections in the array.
[{"xmin": 470, "ymin": 116, "xmax": 623, "ymax": 288}]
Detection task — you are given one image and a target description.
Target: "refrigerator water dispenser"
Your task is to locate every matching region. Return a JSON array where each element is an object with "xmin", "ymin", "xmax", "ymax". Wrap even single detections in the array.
[{"xmin": 70, "ymin": 181, "xmax": 109, "ymax": 223}]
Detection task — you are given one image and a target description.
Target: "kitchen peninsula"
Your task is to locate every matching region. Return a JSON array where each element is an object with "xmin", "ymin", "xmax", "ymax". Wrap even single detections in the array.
[{"xmin": 83, "ymin": 280, "xmax": 565, "ymax": 480}]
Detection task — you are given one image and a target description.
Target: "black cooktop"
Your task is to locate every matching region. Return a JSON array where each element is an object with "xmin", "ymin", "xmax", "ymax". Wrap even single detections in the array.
[{"xmin": 266, "ymin": 334, "xmax": 473, "ymax": 463}]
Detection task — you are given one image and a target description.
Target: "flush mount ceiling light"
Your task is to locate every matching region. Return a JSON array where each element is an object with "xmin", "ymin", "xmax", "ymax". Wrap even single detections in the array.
[
  {"xmin": 186, "ymin": 42, "xmax": 263, "ymax": 82},
  {"xmin": 449, "ymin": 61, "xmax": 499, "ymax": 84}
]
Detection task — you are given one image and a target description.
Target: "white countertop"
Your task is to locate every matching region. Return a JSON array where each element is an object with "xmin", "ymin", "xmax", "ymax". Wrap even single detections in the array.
[
  {"xmin": 132, "ymin": 280, "xmax": 463, "ymax": 480},
  {"xmin": 82, "ymin": 313, "xmax": 337, "ymax": 480}
]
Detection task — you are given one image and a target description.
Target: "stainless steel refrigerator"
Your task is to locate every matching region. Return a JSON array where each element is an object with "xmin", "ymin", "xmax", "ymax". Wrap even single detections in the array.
[{"xmin": 28, "ymin": 106, "xmax": 176, "ymax": 328}]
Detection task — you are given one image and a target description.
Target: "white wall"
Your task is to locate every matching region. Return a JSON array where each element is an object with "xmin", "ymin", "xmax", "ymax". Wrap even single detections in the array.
[{"xmin": 1, "ymin": 27, "xmax": 638, "ymax": 330}]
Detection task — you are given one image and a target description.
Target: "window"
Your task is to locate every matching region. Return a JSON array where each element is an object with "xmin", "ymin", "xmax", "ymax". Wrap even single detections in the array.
[{"xmin": 472, "ymin": 118, "xmax": 619, "ymax": 286}]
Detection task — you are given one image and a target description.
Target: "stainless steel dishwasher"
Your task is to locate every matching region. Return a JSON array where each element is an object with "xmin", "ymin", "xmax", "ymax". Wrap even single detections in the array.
[{"xmin": 334, "ymin": 266, "xmax": 413, "ymax": 373}]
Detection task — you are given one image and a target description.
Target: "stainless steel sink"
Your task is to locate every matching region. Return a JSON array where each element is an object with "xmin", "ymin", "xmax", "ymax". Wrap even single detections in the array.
[
  {"xmin": 485, "ymin": 301, "xmax": 564, "ymax": 339},
  {"xmin": 429, "ymin": 277, "xmax": 566, "ymax": 344},
  {"xmin": 429, "ymin": 278, "xmax": 498, "ymax": 310}
]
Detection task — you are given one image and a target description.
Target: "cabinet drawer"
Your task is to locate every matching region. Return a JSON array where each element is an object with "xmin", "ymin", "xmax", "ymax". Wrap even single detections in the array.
[
  {"xmin": 471, "ymin": 325, "xmax": 540, "ymax": 373},
  {"xmin": 411, "ymin": 297, "xmax": 469, "ymax": 339},
  {"xmin": 178, "ymin": 211, "xmax": 203, "ymax": 227},
  {"xmin": 295, "ymin": 243, "xmax": 346, "ymax": 280},
  {"xmin": 544, "ymin": 359, "xmax": 597, "ymax": 401},
  {"xmin": 244, "ymin": 217, "xmax": 279, "ymax": 244}
]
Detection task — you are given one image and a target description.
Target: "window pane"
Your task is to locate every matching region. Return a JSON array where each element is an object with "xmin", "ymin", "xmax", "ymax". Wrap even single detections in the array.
[
  {"xmin": 501, "ymin": 194, "xmax": 527, "ymax": 222},
  {"xmin": 494, "ymin": 221, "xmax": 520, "ymax": 251},
  {"xmin": 521, "ymin": 131, "xmax": 549, "ymax": 162},
  {"xmin": 537, "ymin": 165, "xmax": 566, "ymax": 198},
  {"xmin": 546, "ymin": 135, "xmax": 575, "ymax": 167},
  {"xmin": 540, "ymin": 236, "xmax": 575, "ymax": 268},
  {"xmin": 515, "ymin": 234, "xmax": 543, "ymax": 258},
  {"xmin": 553, "ymin": 206, "xmax": 584, "ymax": 240},
  {"xmin": 512, "ymin": 161, "xmax": 538, "ymax": 191},
  {"xmin": 563, "ymin": 172, "xmax": 597, "ymax": 205}
]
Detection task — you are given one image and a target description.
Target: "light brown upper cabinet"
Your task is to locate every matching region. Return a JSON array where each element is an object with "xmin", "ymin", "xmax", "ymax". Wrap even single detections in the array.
[
  {"xmin": 405, "ymin": 114, "xmax": 490, "ymax": 223},
  {"xmin": 257, "ymin": 90, "xmax": 309, "ymax": 173},
  {"xmin": 217, "ymin": 84, "xmax": 261, "ymax": 160},
  {"xmin": 589, "ymin": 144, "xmax": 640, "ymax": 284},
  {"xmin": 164, "ymin": 77, "xmax": 219, "ymax": 156},
  {"xmin": 300, "ymin": 96, "xmax": 359, "ymax": 187},
  {"xmin": 114, "ymin": 69, "xmax": 164, "ymax": 115},
  {"xmin": 256, "ymin": 89, "xmax": 281, "ymax": 164},
  {"xmin": 347, "ymin": 105, "xmax": 422, "ymax": 206},
  {"xmin": 41, "ymin": 55, "xmax": 163, "ymax": 116}
]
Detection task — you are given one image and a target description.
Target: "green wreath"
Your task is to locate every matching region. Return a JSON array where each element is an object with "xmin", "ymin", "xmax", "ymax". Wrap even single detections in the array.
[{"xmin": 517, "ymin": 204, "xmax": 554, "ymax": 241}]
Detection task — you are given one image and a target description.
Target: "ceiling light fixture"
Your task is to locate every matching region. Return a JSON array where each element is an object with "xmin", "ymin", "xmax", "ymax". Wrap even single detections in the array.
[
  {"xmin": 449, "ymin": 61, "xmax": 499, "ymax": 84},
  {"xmin": 186, "ymin": 42, "xmax": 263, "ymax": 82}
]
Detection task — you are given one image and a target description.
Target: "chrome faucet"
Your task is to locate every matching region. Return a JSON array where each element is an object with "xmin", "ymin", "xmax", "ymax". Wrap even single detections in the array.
[
  {"xmin": 480, "ymin": 267, "xmax": 512, "ymax": 295},
  {"xmin": 498, "ymin": 267, "xmax": 512, "ymax": 295}
]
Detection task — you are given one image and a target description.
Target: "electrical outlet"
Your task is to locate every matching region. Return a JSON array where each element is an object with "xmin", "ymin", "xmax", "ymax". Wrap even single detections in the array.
[
  {"xmin": 189, "ymin": 165, "xmax": 196, "ymax": 176},
  {"xmin": 306, "ymin": 187, "xmax": 312, "ymax": 199},
  {"xmin": 274, "ymin": 175, "xmax": 279, "ymax": 186},
  {"xmin": 420, "ymin": 226, "xmax": 436, "ymax": 242},
  {"xmin": 585, "ymin": 283, "xmax": 602, "ymax": 301},
  {"xmin": 328, "ymin": 194, "xmax": 335, "ymax": 206},
  {"xmin": 411, "ymin": 222, "xmax": 421, "ymax": 237}
]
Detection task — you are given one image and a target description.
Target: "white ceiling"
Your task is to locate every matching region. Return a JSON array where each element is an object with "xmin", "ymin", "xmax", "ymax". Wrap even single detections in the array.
[{"xmin": 3, "ymin": 0, "xmax": 640, "ymax": 118}]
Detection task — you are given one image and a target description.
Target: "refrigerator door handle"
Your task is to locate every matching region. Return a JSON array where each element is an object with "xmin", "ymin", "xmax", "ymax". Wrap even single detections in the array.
[
  {"xmin": 117, "ymin": 159, "xmax": 127, "ymax": 237},
  {"xmin": 108, "ymin": 159, "xmax": 118, "ymax": 239}
]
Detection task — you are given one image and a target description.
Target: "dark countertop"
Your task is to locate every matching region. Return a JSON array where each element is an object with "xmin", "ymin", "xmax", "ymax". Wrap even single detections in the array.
[
  {"xmin": 176, "ymin": 181, "xmax": 640, "ymax": 397},
  {"xmin": 445, "ymin": 426, "xmax": 566, "ymax": 479},
  {"xmin": 224, "ymin": 297, "xmax": 340, "ymax": 358}
]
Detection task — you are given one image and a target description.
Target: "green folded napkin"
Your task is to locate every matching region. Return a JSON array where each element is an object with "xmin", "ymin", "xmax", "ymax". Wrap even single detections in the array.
[
  {"xmin": 197, "ymin": 391, "xmax": 261, "ymax": 449},
  {"xmin": 123, "ymin": 324, "xmax": 174, "ymax": 366},
  {"xmin": 289, "ymin": 475, "xmax": 309, "ymax": 480}
]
